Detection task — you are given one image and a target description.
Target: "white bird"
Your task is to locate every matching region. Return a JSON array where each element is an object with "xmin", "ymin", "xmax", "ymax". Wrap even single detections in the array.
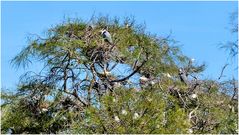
[
  {"xmin": 191, "ymin": 58, "xmax": 195, "ymax": 62},
  {"xmin": 62, "ymin": 116, "xmax": 67, "ymax": 120},
  {"xmin": 121, "ymin": 110, "xmax": 127, "ymax": 115},
  {"xmin": 140, "ymin": 76, "xmax": 149, "ymax": 82},
  {"xmin": 114, "ymin": 115, "xmax": 120, "ymax": 122},
  {"xmin": 101, "ymin": 29, "xmax": 113, "ymax": 44},
  {"xmin": 190, "ymin": 93, "xmax": 197, "ymax": 99},
  {"xmin": 41, "ymin": 108, "xmax": 48, "ymax": 112},
  {"xmin": 114, "ymin": 82, "xmax": 121, "ymax": 88},
  {"xmin": 125, "ymin": 23, "xmax": 132, "ymax": 29},
  {"xmin": 125, "ymin": 23, "xmax": 129, "ymax": 28},
  {"xmin": 166, "ymin": 73, "xmax": 172, "ymax": 78},
  {"xmin": 133, "ymin": 112, "xmax": 140, "ymax": 119},
  {"xmin": 188, "ymin": 128, "xmax": 193, "ymax": 134},
  {"xmin": 150, "ymin": 80, "xmax": 156, "ymax": 85}
]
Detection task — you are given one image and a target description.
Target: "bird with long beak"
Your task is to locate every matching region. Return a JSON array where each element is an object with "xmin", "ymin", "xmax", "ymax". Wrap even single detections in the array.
[
  {"xmin": 101, "ymin": 28, "xmax": 113, "ymax": 44},
  {"xmin": 179, "ymin": 68, "xmax": 189, "ymax": 85}
]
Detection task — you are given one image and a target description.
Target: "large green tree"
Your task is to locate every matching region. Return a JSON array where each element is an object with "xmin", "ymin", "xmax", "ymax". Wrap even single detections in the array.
[{"xmin": 1, "ymin": 16, "xmax": 238, "ymax": 134}]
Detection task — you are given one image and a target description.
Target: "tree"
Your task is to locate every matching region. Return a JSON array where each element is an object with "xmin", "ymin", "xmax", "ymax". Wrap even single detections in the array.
[
  {"xmin": 1, "ymin": 15, "xmax": 238, "ymax": 134},
  {"xmin": 220, "ymin": 11, "xmax": 238, "ymax": 58}
]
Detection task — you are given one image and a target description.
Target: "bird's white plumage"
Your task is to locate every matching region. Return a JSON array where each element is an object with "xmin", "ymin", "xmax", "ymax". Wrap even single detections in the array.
[
  {"xmin": 41, "ymin": 108, "xmax": 48, "ymax": 112},
  {"xmin": 101, "ymin": 29, "xmax": 113, "ymax": 44},
  {"xmin": 133, "ymin": 113, "xmax": 140, "ymax": 119},
  {"xmin": 166, "ymin": 73, "xmax": 172, "ymax": 78},
  {"xmin": 62, "ymin": 116, "xmax": 67, "ymax": 120},
  {"xmin": 191, "ymin": 58, "xmax": 195, "ymax": 62},
  {"xmin": 188, "ymin": 128, "xmax": 193, "ymax": 134},
  {"xmin": 114, "ymin": 82, "xmax": 121, "ymax": 88},
  {"xmin": 191, "ymin": 93, "xmax": 197, "ymax": 99},
  {"xmin": 121, "ymin": 110, "xmax": 127, "ymax": 115},
  {"xmin": 140, "ymin": 76, "xmax": 148, "ymax": 82},
  {"xmin": 114, "ymin": 115, "xmax": 120, "ymax": 122},
  {"xmin": 150, "ymin": 80, "xmax": 156, "ymax": 85}
]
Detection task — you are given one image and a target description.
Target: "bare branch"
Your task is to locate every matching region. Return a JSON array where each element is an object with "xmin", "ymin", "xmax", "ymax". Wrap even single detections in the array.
[{"xmin": 218, "ymin": 64, "xmax": 229, "ymax": 80}]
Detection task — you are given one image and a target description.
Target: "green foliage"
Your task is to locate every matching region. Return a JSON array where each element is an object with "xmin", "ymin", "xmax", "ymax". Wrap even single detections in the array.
[
  {"xmin": 2, "ymin": 15, "xmax": 238, "ymax": 134},
  {"xmin": 73, "ymin": 88, "xmax": 190, "ymax": 134}
]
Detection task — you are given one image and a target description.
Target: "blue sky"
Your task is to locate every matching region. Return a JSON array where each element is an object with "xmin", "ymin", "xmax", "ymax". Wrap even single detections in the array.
[{"xmin": 1, "ymin": 1, "xmax": 238, "ymax": 90}]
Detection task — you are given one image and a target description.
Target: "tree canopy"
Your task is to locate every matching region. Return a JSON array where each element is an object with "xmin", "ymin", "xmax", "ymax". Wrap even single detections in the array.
[{"xmin": 1, "ymin": 16, "xmax": 238, "ymax": 134}]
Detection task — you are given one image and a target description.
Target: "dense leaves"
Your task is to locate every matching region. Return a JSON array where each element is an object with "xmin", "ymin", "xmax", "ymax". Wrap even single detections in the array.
[{"xmin": 1, "ymin": 16, "xmax": 238, "ymax": 134}]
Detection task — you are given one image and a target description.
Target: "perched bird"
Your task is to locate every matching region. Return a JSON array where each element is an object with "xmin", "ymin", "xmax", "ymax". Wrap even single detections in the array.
[
  {"xmin": 125, "ymin": 23, "xmax": 130, "ymax": 28},
  {"xmin": 166, "ymin": 73, "xmax": 172, "ymax": 78},
  {"xmin": 41, "ymin": 108, "xmax": 48, "ymax": 113},
  {"xmin": 101, "ymin": 28, "xmax": 113, "ymax": 44},
  {"xmin": 191, "ymin": 58, "xmax": 195, "ymax": 62},
  {"xmin": 124, "ymin": 21, "xmax": 133, "ymax": 29},
  {"xmin": 121, "ymin": 109, "xmax": 127, "ymax": 115},
  {"xmin": 150, "ymin": 80, "xmax": 156, "ymax": 85},
  {"xmin": 190, "ymin": 93, "xmax": 197, "ymax": 99},
  {"xmin": 140, "ymin": 76, "xmax": 149, "ymax": 84},
  {"xmin": 188, "ymin": 128, "xmax": 193, "ymax": 134},
  {"xmin": 113, "ymin": 82, "xmax": 121, "ymax": 88},
  {"xmin": 133, "ymin": 112, "xmax": 140, "ymax": 119},
  {"xmin": 125, "ymin": 22, "xmax": 133, "ymax": 29},
  {"xmin": 179, "ymin": 68, "xmax": 189, "ymax": 85},
  {"xmin": 114, "ymin": 115, "xmax": 120, "ymax": 122}
]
